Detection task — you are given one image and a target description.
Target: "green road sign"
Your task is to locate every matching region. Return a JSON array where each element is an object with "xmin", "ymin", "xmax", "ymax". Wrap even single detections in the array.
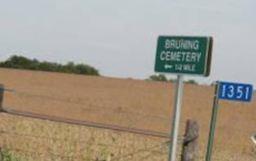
[{"xmin": 155, "ymin": 36, "xmax": 213, "ymax": 76}]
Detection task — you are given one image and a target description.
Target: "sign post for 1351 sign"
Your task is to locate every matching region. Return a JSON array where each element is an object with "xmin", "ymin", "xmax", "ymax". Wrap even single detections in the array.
[
  {"xmin": 154, "ymin": 36, "xmax": 213, "ymax": 161},
  {"xmin": 206, "ymin": 81, "xmax": 253, "ymax": 161}
]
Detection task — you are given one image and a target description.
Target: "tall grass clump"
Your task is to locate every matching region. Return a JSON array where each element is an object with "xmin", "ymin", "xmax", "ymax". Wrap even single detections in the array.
[{"xmin": 0, "ymin": 149, "xmax": 22, "ymax": 161}]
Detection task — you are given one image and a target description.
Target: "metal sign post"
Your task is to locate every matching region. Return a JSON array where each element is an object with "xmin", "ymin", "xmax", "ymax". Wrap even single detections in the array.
[
  {"xmin": 154, "ymin": 35, "xmax": 213, "ymax": 161},
  {"xmin": 168, "ymin": 75, "xmax": 184, "ymax": 161},
  {"xmin": 205, "ymin": 82, "xmax": 220, "ymax": 161}
]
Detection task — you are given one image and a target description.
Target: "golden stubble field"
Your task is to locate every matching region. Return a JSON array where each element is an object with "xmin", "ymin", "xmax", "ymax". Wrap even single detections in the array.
[{"xmin": 0, "ymin": 68, "xmax": 255, "ymax": 161}]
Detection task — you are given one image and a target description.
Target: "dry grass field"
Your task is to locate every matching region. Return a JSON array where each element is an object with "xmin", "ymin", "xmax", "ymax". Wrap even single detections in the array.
[{"xmin": 0, "ymin": 68, "xmax": 255, "ymax": 161}]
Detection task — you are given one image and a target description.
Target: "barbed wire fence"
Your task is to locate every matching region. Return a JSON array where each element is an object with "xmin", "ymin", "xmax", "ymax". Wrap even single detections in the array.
[
  {"xmin": 0, "ymin": 86, "xmax": 187, "ymax": 161},
  {"xmin": 0, "ymin": 127, "xmax": 172, "ymax": 161}
]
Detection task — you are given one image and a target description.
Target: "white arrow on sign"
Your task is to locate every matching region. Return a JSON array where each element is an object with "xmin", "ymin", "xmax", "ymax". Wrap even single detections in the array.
[{"xmin": 165, "ymin": 64, "xmax": 173, "ymax": 69}]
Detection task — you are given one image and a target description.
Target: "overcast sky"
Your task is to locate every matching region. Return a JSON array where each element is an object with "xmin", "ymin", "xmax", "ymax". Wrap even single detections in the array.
[{"xmin": 0, "ymin": 0, "xmax": 255, "ymax": 85}]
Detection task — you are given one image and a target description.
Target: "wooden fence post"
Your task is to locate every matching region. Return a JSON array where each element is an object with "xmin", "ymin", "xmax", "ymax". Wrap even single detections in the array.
[
  {"xmin": 181, "ymin": 120, "xmax": 199, "ymax": 161},
  {"xmin": 0, "ymin": 84, "xmax": 4, "ymax": 112}
]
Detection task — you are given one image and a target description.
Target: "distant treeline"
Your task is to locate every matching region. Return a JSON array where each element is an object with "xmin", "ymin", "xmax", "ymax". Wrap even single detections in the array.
[
  {"xmin": 147, "ymin": 74, "xmax": 198, "ymax": 84},
  {"xmin": 0, "ymin": 55, "xmax": 100, "ymax": 76}
]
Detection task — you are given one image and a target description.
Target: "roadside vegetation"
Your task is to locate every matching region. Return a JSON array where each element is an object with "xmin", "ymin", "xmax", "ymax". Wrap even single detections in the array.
[
  {"xmin": 147, "ymin": 74, "xmax": 198, "ymax": 84},
  {"xmin": 0, "ymin": 149, "xmax": 22, "ymax": 161},
  {"xmin": 147, "ymin": 74, "xmax": 169, "ymax": 82},
  {"xmin": 0, "ymin": 55, "xmax": 100, "ymax": 76}
]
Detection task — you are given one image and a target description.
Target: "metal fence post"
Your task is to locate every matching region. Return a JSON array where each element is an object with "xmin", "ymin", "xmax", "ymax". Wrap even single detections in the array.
[
  {"xmin": 205, "ymin": 83, "xmax": 220, "ymax": 161},
  {"xmin": 0, "ymin": 84, "xmax": 3, "ymax": 160},
  {"xmin": 0, "ymin": 84, "xmax": 4, "ymax": 112}
]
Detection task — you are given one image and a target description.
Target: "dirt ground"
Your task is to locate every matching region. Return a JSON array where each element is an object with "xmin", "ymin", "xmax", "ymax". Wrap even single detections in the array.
[{"xmin": 0, "ymin": 68, "xmax": 255, "ymax": 161}]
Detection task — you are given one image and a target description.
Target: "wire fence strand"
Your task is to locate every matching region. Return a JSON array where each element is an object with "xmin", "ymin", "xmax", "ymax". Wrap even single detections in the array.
[
  {"xmin": 2, "ymin": 106, "xmax": 170, "ymax": 139},
  {"xmin": 12, "ymin": 89, "xmax": 170, "ymax": 122},
  {"xmin": 1, "ymin": 86, "xmax": 172, "ymax": 138}
]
